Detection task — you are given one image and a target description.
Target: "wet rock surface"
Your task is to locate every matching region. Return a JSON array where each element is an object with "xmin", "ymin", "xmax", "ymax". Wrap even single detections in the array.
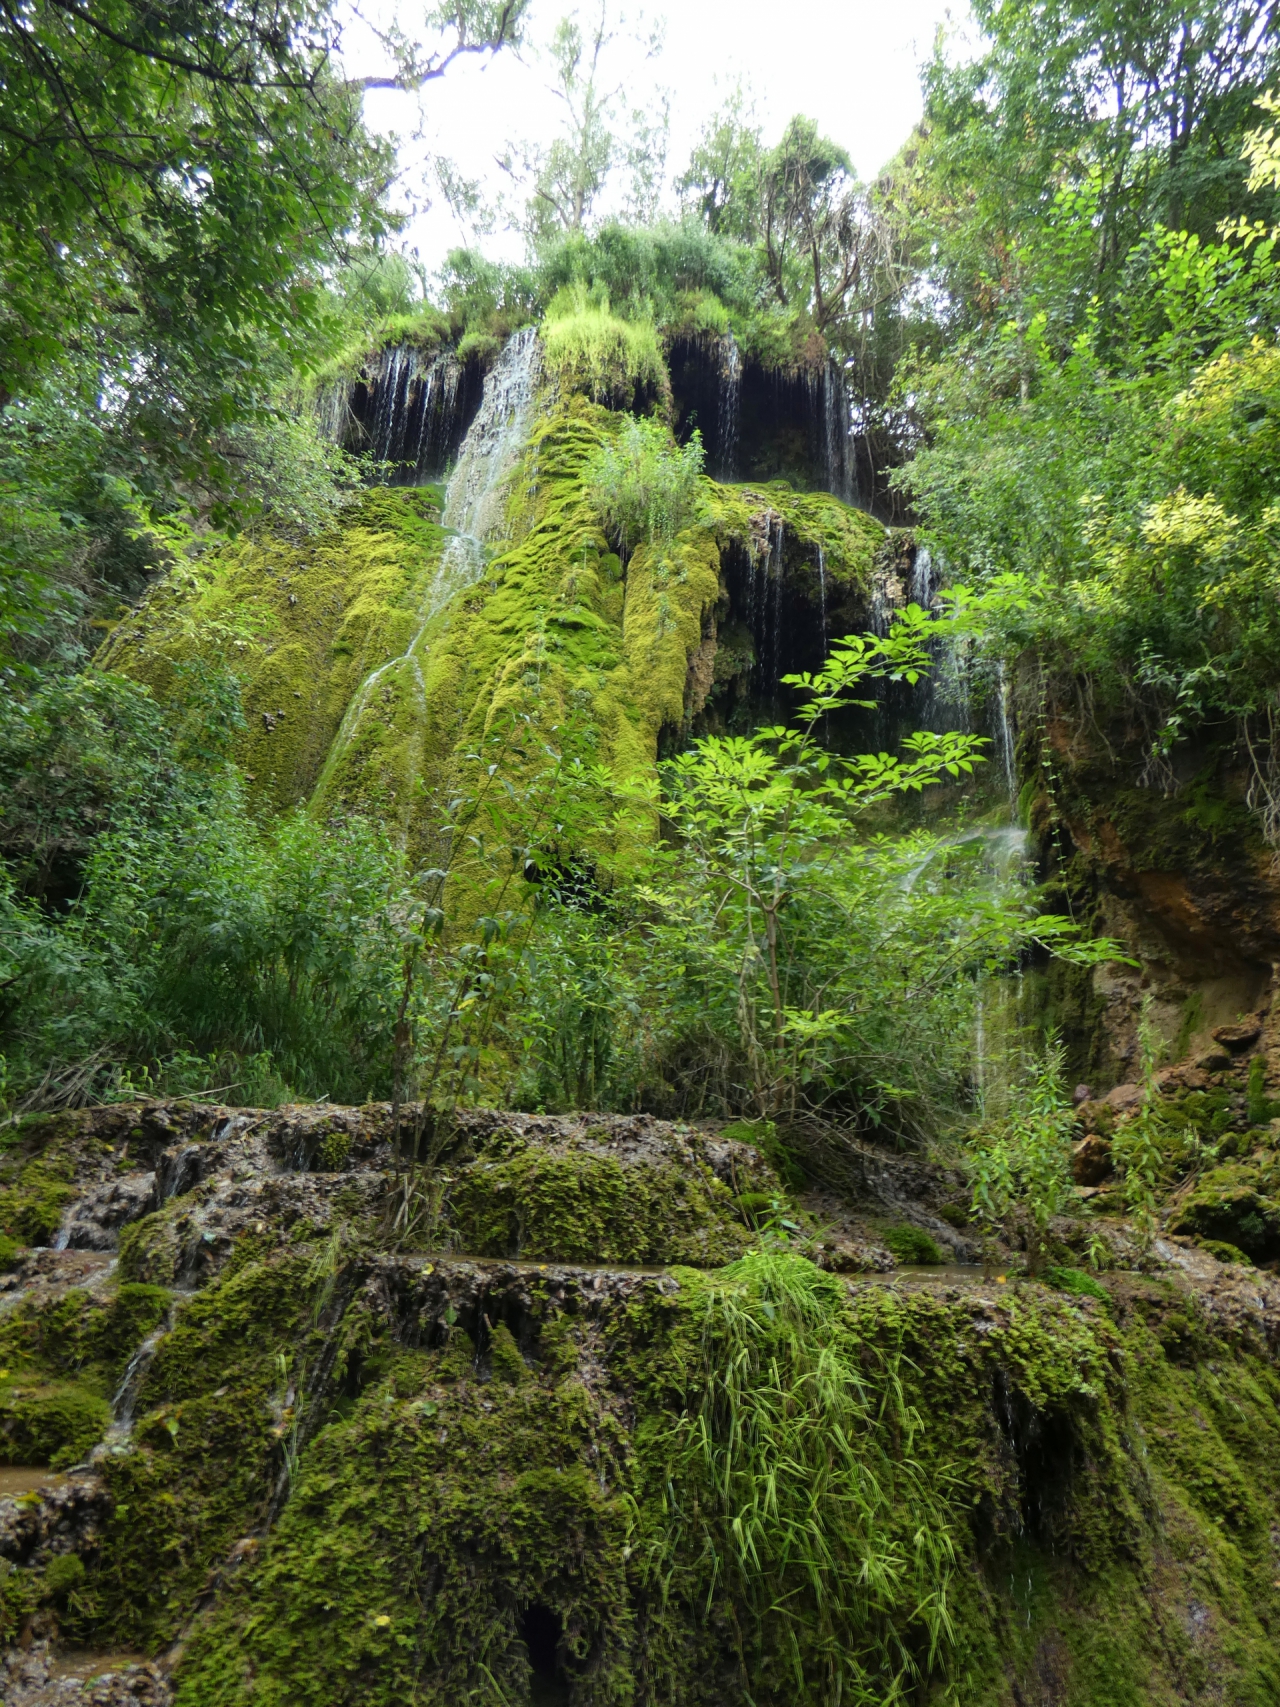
[
  {"xmin": 0, "ymin": 1642, "xmax": 170, "ymax": 1704},
  {"xmin": 0, "ymin": 1477, "xmax": 110, "ymax": 1572},
  {"xmin": 4, "ymin": 1096, "xmax": 1280, "ymax": 1700}
]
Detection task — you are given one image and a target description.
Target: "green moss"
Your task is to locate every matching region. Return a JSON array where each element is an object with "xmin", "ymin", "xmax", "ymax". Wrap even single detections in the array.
[
  {"xmin": 0, "ymin": 1234, "xmax": 20, "ymax": 1270},
  {"xmin": 1168, "ymin": 1155, "xmax": 1280, "ymax": 1259},
  {"xmin": 0, "ymin": 1280, "xmax": 172, "ymax": 1469},
  {"xmin": 118, "ymin": 1204, "xmax": 186, "ymax": 1285},
  {"xmin": 1246, "ymin": 1053, "xmax": 1280, "ymax": 1125},
  {"xmin": 487, "ymin": 1321, "xmax": 527, "ymax": 1385},
  {"xmin": 100, "ymin": 389, "xmax": 885, "ymax": 941},
  {"xmin": 1045, "ymin": 1264, "xmax": 1110, "ymax": 1300},
  {"xmin": 0, "ymin": 1234, "xmax": 1247, "ymax": 1702},
  {"xmin": 83, "ymin": 1253, "xmax": 323, "ymax": 1646},
  {"xmin": 441, "ymin": 1126, "xmax": 761, "ymax": 1265},
  {"xmin": 455, "ymin": 328, "xmax": 502, "ymax": 367},
  {"xmin": 541, "ymin": 296, "xmax": 667, "ymax": 404},
  {"xmin": 310, "ymin": 309, "xmax": 451, "ymax": 389},
  {"xmin": 0, "ymin": 1151, "xmax": 78, "ymax": 1246},
  {"xmin": 43, "ymin": 1553, "xmax": 86, "ymax": 1601},
  {"xmin": 0, "ymin": 1385, "xmax": 111, "ymax": 1467},
  {"xmin": 174, "ymin": 1331, "xmax": 635, "ymax": 1706},
  {"xmin": 99, "ymin": 486, "xmax": 450, "ymax": 827},
  {"xmin": 0, "ymin": 1281, "xmax": 169, "ymax": 1385},
  {"xmin": 881, "ymin": 1224, "xmax": 944, "ymax": 1265},
  {"xmin": 1200, "ymin": 1237, "xmax": 1252, "ymax": 1263}
]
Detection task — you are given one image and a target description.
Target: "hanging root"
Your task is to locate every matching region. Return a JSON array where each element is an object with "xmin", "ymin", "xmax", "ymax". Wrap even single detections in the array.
[{"xmin": 1243, "ymin": 704, "xmax": 1280, "ymax": 863}]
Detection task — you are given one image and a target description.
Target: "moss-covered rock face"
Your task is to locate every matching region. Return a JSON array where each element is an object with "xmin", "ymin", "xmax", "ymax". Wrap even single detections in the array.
[
  {"xmin": 4, "ymin": 1099, "xmax": 1280, "ymax": 1702},
  {"xmin": 99, "ymin": 376, "xmax": 885, "ymax": 884},
  {"xmin": 439, "ymin": 1116, "xmax": 770, "ymax": 1265}
]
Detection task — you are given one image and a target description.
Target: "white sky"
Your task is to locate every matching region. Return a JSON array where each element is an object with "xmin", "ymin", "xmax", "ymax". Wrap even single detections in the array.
[{"xmin": 348, "ymin": 0, "xmax": 975, "ymax": 276}]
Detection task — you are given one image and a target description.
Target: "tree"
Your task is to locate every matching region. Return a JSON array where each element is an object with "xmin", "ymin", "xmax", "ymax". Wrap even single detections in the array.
[
  {"xmin": 677, "ymin": 84, "xmax": 765, "ymax": 240},
  {"xmin": 0, "ymin": 0, "xmax": 530, "ymax": 407},
  {"xmin": 499, "ymin": 1, "xmax": 664, "ymax": 240},
  {"xmin": 899, "ymin": 0, "xmax": 1280, "ymax": 344}
]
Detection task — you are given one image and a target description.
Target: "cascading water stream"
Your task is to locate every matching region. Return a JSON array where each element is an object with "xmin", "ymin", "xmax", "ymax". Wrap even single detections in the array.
[
  {"xmin": 994, "ymin": 660, "xmax": 1017, "ymax": 807},
  {"xmin": 315, "ymin": 345, "xmax": 470, "ymax": 481},
  {"xmin": 820, "ymin": 361, "xmax": 853, "ymax": 503},
  {"xmin": 80, "ymin": 1308, "xmax": 175, "ymax": 1462},
  {"xmin": 769, "ymin": 521, "xmax": 785, "ymax": 688},
  {"xmin": 716, "ymin": 334, "xmax": 741, "ymax": 479},
  {"xmin": 318, "ymin": 330, "xmax": 543, "ymax": 795}
]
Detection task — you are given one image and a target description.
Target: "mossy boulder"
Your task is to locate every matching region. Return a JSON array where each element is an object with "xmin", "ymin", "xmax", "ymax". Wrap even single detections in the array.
[
  {"xmin": 0, "ymin": 1385, "xmax": 111, "ymax": 1468},
  {"xmin": 1168, "ymin": 1157, "xmax": 1280, "ymax": 1260},
  {"xmin": 438, "ymin": 1116, "xmax": 774, "ymax": 1265}
]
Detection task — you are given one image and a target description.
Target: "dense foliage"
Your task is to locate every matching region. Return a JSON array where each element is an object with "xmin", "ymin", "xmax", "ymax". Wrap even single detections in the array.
[{"xmin": 889, "ymin": 0, "xmax": 1280, "ymax": 817}]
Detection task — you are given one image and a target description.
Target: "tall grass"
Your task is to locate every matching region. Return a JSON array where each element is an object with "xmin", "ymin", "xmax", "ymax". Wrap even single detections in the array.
[{"xmin": 650, "ymin": 1251, "xmax": 956, "ymax": 1704}]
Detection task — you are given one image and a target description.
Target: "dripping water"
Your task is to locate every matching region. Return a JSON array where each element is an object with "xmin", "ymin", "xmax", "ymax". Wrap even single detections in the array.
[
  {"xmin": 818, "ymin": 361, "xmax": 853, "ymax": 502},
  {"xmin": 313, "ymin": 379, "xmax": 351, "ymax": 446},
  {"xmin": 51, "ymin": 1205, "xmax": 75, "ymax": 1252},
  {"xmin": 770, "ymin": 519, "xmax": 785, "ymax": 689},
  {"xmin": 315, "ymin": 345, "xmax": 468, "ymax": 481},
  {"xmin": 716, "ymin": 334, "xmax": 741, "ymax": 479},
  {"xmin": 994, "ymin": 660, "xmax": 1017, "ymax": 807},
  {"xmin": 85, "ymin": 1307, "xmax": 175, "ymax": 1461},
  {"xmin": 910, "ymin": 546, "xmax": 935, "ymax": 610}
]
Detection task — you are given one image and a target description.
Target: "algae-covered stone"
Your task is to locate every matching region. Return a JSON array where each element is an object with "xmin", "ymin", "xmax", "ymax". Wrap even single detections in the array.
[
  {"xmin": 1168, "ymin": 1156, "xmax": 1280, "ymax": 1260},
  {"xmin": 0, "ymin": 1386, "xmax": 110, "ymax": 1468},
  {"xmin": 439, "ymin": 1113, "xmax": 775, "ymax": 1265}
]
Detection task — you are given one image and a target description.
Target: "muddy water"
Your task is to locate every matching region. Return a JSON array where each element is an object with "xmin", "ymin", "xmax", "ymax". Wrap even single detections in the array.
[
  {"xmin": 49, "ymin": 1648, "xmax": 147, "ymax": 1681},
  {"xmin": 0, "ymin": 1467, "xmax": 66, "ymax": 1499},
  {"xmin": 892, "ymin": 1264, "xmax": 986, "ymax": 1282}
]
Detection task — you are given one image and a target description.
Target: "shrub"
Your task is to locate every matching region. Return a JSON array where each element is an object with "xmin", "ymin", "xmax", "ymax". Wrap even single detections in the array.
[{"xmin": 586, "ymin": 416, "xmax": 704, "ymax": 551}]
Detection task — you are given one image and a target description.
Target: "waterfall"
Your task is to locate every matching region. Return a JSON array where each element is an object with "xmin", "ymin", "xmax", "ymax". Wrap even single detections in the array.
[
  {"xmin": 440, "ymin": 328, "xmax": 541, "ymax": 540},
  {"xmin": 51, "ymin": 1204, "xmax": 75, "ymax": 1252},
  {"xmin": 769, "ymin": 521, "xmax": 785, "ymax": 687},
  {"xmin": 368, "ymin": 344, "xmax": 413, "ymax": 468},
  {"xmin": 716, "ymin": 334, "xmax": 741, "ymax": 479},
  {"xmin": 819, "ymin": 361, "xmax": 854, "ymax": 503},
  {"xmin": 994, "ymin": 660, "xmax": 1017, "ymax": 807},
  {"xmin": 910, "ymin": 546, "xmax": 935, "ymax": 610},
  {"xmin": 868, "ymin": 570, "xmax": 895, "ymax": 638},
  {"xmin": 319, "ymin": 330, "xmax": 543, "ymax": 792},
  {"xmin": 314, "ymin": 344, "xmax": 472, "ymax": 481},
  {"xmin": 313, "ymin": 379, "xmax": 351, "ymax": 446},
  {"xmin": 413, "ymin": 355, "xmax": 462, "ymax": 481},
  {"xmin": 82, "ymin": 1310, "xmax": 174, "ymax": 1461},
  {"xmin": 110, "ymin": 1326, "xmax": 166, "ymax": 1434}
]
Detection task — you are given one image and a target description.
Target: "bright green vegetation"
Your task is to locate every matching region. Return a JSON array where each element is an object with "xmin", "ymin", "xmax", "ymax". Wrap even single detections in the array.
[
  {"xmin": 0, "ymin": 1280, "xmax": 168, "ymax": 1466},
  {"xmin": 881, "ymin": 1225, "xmax": 945, "ymax": 1265},
  {"xmin": 0, "ymin": 1123, "xmax": 1271, "ymax": 1707},
  {"xmin": 542, "ymin": 291, "xmax": 669, "ymax": 404},
  {"xmin": 891, "ymin": 1, "xmax": 1280, "ymax": 851},
  {"xmin": 7, "ymin": 0, "xmax": 1280, "ymax": 1698}
]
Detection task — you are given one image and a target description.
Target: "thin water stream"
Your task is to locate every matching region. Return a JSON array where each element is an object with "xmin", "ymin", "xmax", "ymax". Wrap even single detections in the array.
[{"xmin": 316, "ymin": 329, "xmax": 542, "ymax": 800}]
